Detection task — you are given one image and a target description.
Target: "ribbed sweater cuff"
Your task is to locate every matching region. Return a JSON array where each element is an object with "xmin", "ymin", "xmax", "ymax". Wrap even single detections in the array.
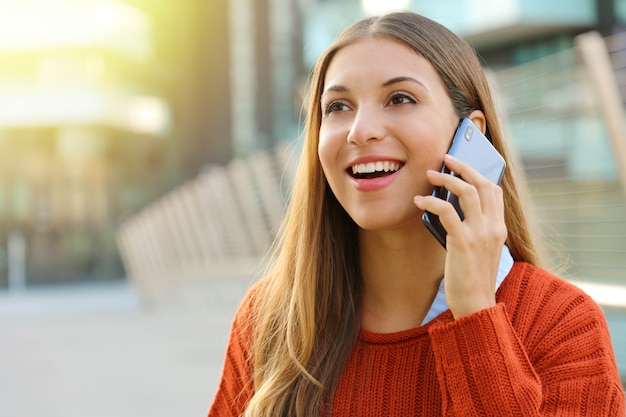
[
  {"xmin": 428, "ymin": 303, "xmax": 541, "ymax": 414},
  {"xmin": 429, "ymin": 303, "xmax": 519, "ymax": 366}
]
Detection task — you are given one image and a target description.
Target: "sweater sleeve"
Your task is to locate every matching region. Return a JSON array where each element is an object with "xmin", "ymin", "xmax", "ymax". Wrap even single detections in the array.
[
  {"xmin": 429, "ymin": 299, "xmax": 625, "ymax": 416},
  {"xmin": 207, "ymin": 286, "xmax": 258, "ymax": 417}
]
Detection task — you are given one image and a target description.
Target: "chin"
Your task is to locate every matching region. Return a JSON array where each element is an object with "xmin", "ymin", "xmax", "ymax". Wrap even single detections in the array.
[{"xmin": 350, "ymin": 209, "xmax": 422, "ymax": 233}]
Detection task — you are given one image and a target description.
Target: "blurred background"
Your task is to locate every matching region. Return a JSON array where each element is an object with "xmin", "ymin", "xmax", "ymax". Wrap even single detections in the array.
[
  {"xmin": 1, "ymin": 0, "xmax": 625, "ymax": 290},
  {"xmin": 1, "ymin": 0, "xmax": 626, "ymax": 415}
]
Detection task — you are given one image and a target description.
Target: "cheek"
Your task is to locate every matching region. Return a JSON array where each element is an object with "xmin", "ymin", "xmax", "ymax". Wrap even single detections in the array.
[
  {"xmin": 405, "ymin": 127, "xmax": 451, "ymax": 163},
  {"xmin": 317, "ymin": 128, "xmax": 340, "ymax": 176},
  {"xmin": 424, "ymin": 120, "xmax": 456, "ymax": 156},
  {"xmin": 427, "ymin": 139, "xmax": 451, "ymax": 166}
]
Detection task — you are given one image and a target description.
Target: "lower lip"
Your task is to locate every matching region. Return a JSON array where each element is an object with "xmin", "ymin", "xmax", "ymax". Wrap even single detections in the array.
[{"xmin": 349, "ymin": 170, "xmax": 400, "ymax": 192}]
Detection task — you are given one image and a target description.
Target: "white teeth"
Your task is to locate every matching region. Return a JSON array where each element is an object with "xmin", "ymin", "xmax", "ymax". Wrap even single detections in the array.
[{"xmin": 351, "ymin": 161, "xmax": 400, "ymax": 175}]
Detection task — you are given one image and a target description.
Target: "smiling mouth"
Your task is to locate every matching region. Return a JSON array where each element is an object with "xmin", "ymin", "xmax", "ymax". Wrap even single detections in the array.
[{"xmin": 348, "ymin": 161, "xmax": 403, "ymax": 179}]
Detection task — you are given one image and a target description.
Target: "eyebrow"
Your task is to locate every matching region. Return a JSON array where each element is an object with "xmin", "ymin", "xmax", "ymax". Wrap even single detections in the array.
[
  {"xmin": 322, "ymin": 76, "xmax": 429, "ymax": 97},
  {"xmin": 383, "ymin": 76, "xmax": 429, "ymax": 91},
  {"xmin": 321, "ymin": 85, "xmax": 348, "ymax": 97}
]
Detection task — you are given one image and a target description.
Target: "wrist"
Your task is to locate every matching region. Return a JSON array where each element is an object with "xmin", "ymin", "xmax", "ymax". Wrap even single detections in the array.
[{"xmin": 450, "ymin": 296, "xmax": 496, "ymax": 319}]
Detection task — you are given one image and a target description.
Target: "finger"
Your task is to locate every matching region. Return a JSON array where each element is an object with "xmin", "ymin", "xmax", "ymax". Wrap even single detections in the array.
[
  {"xmin": 442, "ymin": 154, "xmax": 491, "ymax": 188},
  {"xmin": 441, "ymin": 155, "xmax": 504, "ymax": 218},
  {"xmin": 427, "ymin": 163, "xmax": 507, "ymax": 244},
  {"xmin": 414, "ymin": 193, "xmax": 465, "ymax": 236},
  {"xmin": 425, "ymin": 169, "xmax": 482, "ymax": 220}
]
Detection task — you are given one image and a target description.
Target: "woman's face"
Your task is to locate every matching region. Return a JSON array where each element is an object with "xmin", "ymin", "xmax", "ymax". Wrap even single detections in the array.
[{"xmin": 318, "ymin": 36, "xmax": 459, "ymax": 231}]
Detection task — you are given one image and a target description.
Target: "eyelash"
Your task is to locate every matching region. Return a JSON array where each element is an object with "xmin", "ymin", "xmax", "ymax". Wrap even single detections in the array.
[
  {"xmin": 322, "ymin": 91, "xmax": 418, "ymax": 115},
  {"xmin": 388, "ymin": 91, "xmax": 417, "ymax": 106},
  {"xmin": 324, "ymin": 100, "xmax": 348, "ymax": 115}
]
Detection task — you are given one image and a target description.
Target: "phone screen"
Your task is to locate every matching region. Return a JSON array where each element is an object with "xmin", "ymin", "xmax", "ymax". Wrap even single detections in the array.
[{"xmin": 421, "ymin": 118, "xmax": 505, "ymax": 248}]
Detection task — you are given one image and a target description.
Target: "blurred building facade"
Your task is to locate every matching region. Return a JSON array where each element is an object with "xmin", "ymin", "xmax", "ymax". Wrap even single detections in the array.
[
  {"xmin": 303, "ymin": 0, "xmax": 623, "ymax": 65},
  {"xmin": 2, "ymin": 0, "xmax": 626, "ymax": 287},
  {"xmin": 0, "ymin": 0, "xmax": 303, "ymax": 286},
  {"xmin": 0, "ymin": 0, "xmax": 171, "ymax": 285}
]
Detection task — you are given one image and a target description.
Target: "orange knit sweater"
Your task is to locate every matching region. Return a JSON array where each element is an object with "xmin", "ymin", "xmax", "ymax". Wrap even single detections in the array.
[{"xmin": 208, "ymin": 262, "xmax": 625, "ymax": 416}]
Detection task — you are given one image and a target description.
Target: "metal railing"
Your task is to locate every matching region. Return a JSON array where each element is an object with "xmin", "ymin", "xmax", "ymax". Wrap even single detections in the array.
[{"xmin": 116, "ymin": 142, "xmax": 298, "ymax": 303}]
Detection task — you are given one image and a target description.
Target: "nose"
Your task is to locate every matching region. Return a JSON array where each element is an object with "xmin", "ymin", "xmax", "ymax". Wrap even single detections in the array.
[{"xmin": 347, "ymin": 107, "xmax": 385, "ymax": 146}]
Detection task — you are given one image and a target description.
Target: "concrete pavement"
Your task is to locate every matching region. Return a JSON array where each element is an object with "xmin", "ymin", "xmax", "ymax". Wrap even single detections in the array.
[{"xmin": 0, "ymin": 278, "xmax": 253, "ymax": 417}]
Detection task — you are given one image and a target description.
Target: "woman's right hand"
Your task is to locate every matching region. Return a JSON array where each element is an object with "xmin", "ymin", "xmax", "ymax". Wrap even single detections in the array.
[{"xmin": 414, "ymin": 154, "xmax": 507, "ymax": 319}]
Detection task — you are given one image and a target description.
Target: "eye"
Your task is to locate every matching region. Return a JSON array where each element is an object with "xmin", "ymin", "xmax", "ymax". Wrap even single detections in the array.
[
  {"xmin": 324, "ymin": 100, "xmax": 350, "ymax": 115},
  {"xmin": 388, "ymin": 91, "xmax": 417, "ymax": 106}
]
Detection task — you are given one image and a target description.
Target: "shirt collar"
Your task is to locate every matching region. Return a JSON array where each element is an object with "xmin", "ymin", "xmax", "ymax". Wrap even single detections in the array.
[{"xmin": 421, "ymin": 245, "xmax": 514, "ymax": 325}]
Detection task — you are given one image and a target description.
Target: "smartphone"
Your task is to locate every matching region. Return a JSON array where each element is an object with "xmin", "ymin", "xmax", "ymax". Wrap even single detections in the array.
[{"xmin": 421, "ymin": 118, "xmax": 506, "ymax": 248}]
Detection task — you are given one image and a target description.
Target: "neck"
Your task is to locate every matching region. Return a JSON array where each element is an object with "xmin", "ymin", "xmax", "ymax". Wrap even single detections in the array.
[{"xmin": 359, "ymin": 223, "xmax": 446, "ymax": 333}]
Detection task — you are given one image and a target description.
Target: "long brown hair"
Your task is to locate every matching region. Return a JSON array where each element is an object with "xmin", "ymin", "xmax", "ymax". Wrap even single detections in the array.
[{"xmin": 244, "ymin": 12, "xmax": 543, "ymax": 417}]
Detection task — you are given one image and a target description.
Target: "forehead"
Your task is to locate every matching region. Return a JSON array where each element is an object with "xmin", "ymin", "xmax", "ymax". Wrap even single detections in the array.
[{"xmin": 323, "ymin": 37, "xmax": 444, "ymax": 89}]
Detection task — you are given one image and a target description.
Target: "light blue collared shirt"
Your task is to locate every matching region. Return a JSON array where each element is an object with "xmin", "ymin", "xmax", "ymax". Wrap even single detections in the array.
[{"xmin": 421, "ymin": 245, "xmax": 514, "ymax": 325}]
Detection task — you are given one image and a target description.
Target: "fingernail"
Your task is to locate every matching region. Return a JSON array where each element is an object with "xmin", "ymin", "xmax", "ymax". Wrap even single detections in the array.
[
  {"xmin": 414, "ymin": 195, "xmax": 424, "ymax": 204},
  {"xmin": 444, "ymin": 154, "xmax": 457, "ymax": 162}
]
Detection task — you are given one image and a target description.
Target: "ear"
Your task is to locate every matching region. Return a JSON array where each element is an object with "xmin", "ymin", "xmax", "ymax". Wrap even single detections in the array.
[{"xmin": 468, "ymin": 109, "xmax": 486, "ymax": 134}]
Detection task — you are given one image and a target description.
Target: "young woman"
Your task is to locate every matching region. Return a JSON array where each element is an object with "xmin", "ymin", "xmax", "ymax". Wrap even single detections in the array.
[{"xmin": 209, "ymin": 11, "xmax": 625, "ymax": 416}]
